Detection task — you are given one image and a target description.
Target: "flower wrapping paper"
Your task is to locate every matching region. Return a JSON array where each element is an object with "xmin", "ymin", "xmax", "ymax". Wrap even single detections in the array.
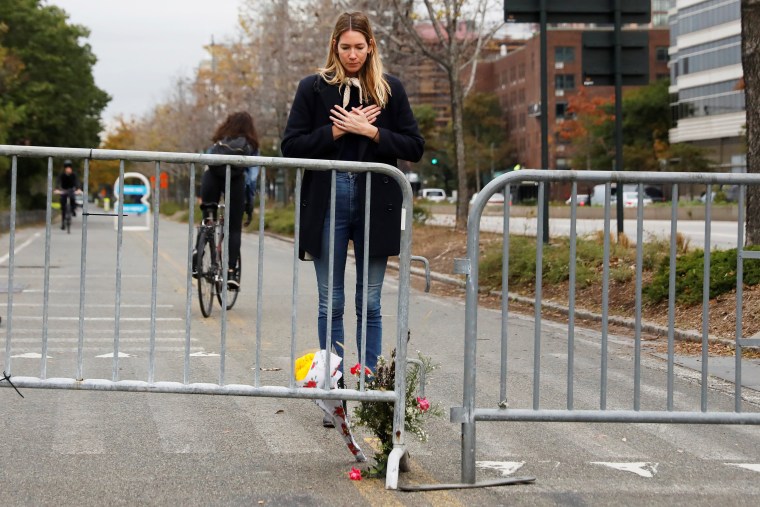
[{"xmin": 296, "ymin": 350, "xmax": 367, "ymax": 462}]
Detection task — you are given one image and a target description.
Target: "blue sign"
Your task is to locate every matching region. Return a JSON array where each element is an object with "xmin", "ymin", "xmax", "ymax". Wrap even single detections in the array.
[
  {"xmin": 122, "ymin": 184, "xmax": 148, "ymax": 195},
  {"xmin": 122, "ymin": 203, "xmax": 148, "ymax": 213}
]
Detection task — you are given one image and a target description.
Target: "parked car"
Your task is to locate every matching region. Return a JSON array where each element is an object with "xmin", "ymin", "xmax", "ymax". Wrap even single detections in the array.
[
  {"xmin": 620, "ymin": 191, "xmax": 653, "ymax": 207},
  {"xmin": 589, "ymin": 184, "xmax": 663, "ymax": 206},
  {"xmin": 564, "ymin": 194, "xmax": 589, "ymax": 206},
  {"xmin": 470, "ymin": 192, "xmax": 506, "ymax": 204},
  {"xmin": 420, "ymin": 188, "xmax": 447, "ymax": 202}
]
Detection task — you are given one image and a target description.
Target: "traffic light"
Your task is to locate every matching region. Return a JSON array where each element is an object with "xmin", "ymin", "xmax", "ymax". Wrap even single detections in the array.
[{"xmin": 431, "ymin": 158, "xmax": 438, "ymax": 165}]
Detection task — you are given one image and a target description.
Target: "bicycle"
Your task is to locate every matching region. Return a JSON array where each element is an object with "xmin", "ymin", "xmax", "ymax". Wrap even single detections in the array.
[
  {"xmin": 54, "ymin": 188, "xmax": 78, "ymax": 234},
  {"xmin": 195, "ymin": 202, "xmax": 240, "ymax": 318}
]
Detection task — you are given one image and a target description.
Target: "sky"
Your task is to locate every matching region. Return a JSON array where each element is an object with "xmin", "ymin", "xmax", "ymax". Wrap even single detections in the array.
[{"xmin": 50, "ymin": 0, "xmax": 243, "ymax": 129}]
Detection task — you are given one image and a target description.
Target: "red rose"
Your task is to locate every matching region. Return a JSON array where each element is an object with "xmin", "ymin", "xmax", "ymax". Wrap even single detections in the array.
[
  {"xmin": 350, "ymin": 363, "xmax": 361, "ymax": 375},
  {"xmin": 416, "ymin": 396, "xmax": 430, "ymax": 412},
  {"xmin": 305, "ymin": 380, "xmax": 317, "ymax": 388},
  {"xmin": 349, "ymin": 467, "xmax": 362, "ymax": 480}
]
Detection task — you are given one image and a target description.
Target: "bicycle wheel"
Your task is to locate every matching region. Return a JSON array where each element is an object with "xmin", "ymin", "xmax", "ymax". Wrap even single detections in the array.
[
  {"xmin": 216, "ymin": 253, "xmax": 240, "ymax": 310},
  {"xmin": 65, "ymin": 206, "xmax": 71, "ymax": 234},
  {"xmin": 197, "ymin": 233, "xmax": 215, "ymax": 318}
]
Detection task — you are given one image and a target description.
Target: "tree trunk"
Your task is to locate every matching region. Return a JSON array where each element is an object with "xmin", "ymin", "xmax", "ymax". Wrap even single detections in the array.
[
  {"xmin": 450, "ymin": 75, "xmax": 468, "ymax": 230},
  {"xmin": 742, "ymin": 0, "xmax": 760, "ymax": 245}
]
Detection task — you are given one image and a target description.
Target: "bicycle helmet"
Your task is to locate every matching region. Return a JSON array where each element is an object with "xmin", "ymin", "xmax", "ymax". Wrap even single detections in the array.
[{"xmin": 63, "ymin": 159, "xmax": 73, "ymax": 167}]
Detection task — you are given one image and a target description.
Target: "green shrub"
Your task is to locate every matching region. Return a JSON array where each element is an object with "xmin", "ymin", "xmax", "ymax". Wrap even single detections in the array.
[
  {"xmin": 159, "ymin": 200, "xmax": 184, "ymax": 217},
  {"xmin": 412, "ymin": 204, "xmax": 431, "ymax": 224},
  {"xmin": 643, "ymin": 246, "xmax": 760, "ymax": 305}
]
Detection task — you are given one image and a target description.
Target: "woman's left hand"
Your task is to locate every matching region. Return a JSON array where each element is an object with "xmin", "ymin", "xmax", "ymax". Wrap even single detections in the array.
[{"xmin": 330, "ymin": 105, "xmax": 379, "ymax": 139}]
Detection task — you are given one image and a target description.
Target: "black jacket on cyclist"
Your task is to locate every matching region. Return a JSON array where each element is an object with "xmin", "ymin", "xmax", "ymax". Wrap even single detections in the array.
[
  {"xmin": 57, "ymin": 171, "xmax": 80, "ymax": 190},
  {"xmin": 200, "ymin": 136, "xmax": 255, "ymax": 271}
]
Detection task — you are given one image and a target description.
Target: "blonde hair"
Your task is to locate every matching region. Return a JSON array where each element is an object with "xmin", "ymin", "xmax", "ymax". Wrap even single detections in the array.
[{"xmin": 318, "ymin": 12, "xmax": 391, "ymax": 108}]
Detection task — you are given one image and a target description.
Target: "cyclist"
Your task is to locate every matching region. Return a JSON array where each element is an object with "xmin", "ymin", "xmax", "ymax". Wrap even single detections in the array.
[
  {"xmin": 56, "ymin": 160, "xmax": 82, "ymax": 230},
  {"xmin": 199, "ymin": 112, "xmax": 260, "ymax": 290}
]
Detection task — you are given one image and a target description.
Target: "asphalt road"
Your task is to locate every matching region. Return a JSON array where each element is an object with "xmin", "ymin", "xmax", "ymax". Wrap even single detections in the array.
[{"xmin": 2, "ymin": 211, "xmax": 760, "ymax": 506}]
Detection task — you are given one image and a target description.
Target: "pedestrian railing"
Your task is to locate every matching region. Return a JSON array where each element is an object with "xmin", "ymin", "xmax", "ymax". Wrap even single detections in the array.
[
  {"xmin": 0, "ymin": 145, "xmax": 416, "ymax": 489},
  {"xmin": 452, "ymin": 169, "xmax": 760, "ymax": 484}
]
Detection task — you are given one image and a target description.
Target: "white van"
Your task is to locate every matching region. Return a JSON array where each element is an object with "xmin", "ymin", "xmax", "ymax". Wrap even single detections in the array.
[{"xmin": 420, "ymin": 188, "xmax": 446, "ymax": 202}]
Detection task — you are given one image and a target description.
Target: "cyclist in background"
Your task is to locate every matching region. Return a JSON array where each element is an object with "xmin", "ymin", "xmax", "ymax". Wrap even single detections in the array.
[
  {"xmin": 200, "ymin": 112, "xmax": 260, "ymax": 290},
  {"xmin": 56, "ymin": 160, "xmax": 82, "ymax": 230}
]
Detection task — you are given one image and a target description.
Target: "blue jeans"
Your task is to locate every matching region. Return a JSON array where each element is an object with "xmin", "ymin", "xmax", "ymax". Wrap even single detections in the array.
[{"xmin": 313, "ymin": 171, "xmax": 388, "ymax": 373}]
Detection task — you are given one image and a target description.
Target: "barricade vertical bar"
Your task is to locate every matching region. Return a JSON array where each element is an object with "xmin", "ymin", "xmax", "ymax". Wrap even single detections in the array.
[
  {"xmin": 500, "ymin": 183, "xmax": 511, "ymax": 406},
  {"xmin": 600, "ymin": 183, "xmax": 612, "ymax": 410},
  {"xmin": 113, "ymin": 160, "xmax": 125, "ymax": 381},
  {"xmin": 220, "ymin": 165, "xmax": 231, "ymax": 386},
  {"xmin": 324, "ymin": 170, "xmax": 337, "ymax": 388},
  {"xmin": 255, "ymin": 167, "xmax": 266, "ymax": 388},
  {"xmin": 667, "ymin": 184, "xmax": 679, "ymax": 411},
  {"xmin": 701, "ymin": 184, "xmax": 712, "ymax": 411},
  {"xmin": 41, "ymin": 156, "xmax": 53, "ymax": 379},
  {"xmin": 461, "ymin": 191, "xmax": 482, "ymax": 484},
  {"xmin": 184, "ymin": 163, "xmax": 196, "ymax": 385},
  {"xmin": 533, "ymin": 182, "xmax": 545, "ymax": 410},
  {"xmin": 567, "ymin": 182, "xmax": 578, "ymax": 410},
  {"xmin": 359, "ymin": 173, "xmax": 371, "ymax": 391},
  {"xmin": 634, "ymin": 183, "xmax": 644, "ymax": 410},
  {"xmin": 4, "ymin": 156, "xmax": 18, "ymax": 374},
  {"xmin": 388, "ymin": 170, "xmax": 414, "ymax": 490},
  {"xmin": 289, "ymin": 169, "xmax": 302, "ymax": 389},
  {"xmin": 77, "ymin": 159, "xmax": 90, "ymax": 380},
  {"xmin": 149, "ymin": 161, "xmax": 161, "ymax": 383},
  {"xmin": 735, "ymin": 184, "xmax": 745, "ymax": 411}
]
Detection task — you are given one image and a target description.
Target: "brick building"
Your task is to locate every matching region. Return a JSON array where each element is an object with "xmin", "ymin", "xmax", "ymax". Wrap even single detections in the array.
[{"xmin": 473, "ymin": 27, "xmax": 671, "ymax": 173}]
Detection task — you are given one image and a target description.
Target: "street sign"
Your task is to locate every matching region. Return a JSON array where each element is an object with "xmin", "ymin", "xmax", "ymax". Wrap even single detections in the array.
[
  {"xmin": 582, "ymin": 31, "xmax": 649, "ymax": 86},
  {"xmin": 504, "ymin": 0, "xmax": 651, "ymax": 24}
]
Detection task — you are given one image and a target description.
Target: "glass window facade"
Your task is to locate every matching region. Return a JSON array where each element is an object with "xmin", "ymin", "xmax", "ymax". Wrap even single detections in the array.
[
  {"xmin": 673, "ymin": 0, "xmax": 739, "ymax": 38},
  {"xmin": 671, "ymin": 35, "xmax": 741, "ymax": 79},
  {"xmin": 672, "ymin": 79, "xmax": 745, "ymax": 121}
]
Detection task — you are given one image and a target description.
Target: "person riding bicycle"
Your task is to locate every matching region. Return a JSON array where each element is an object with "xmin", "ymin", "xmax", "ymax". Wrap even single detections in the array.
[
  {"xmin": 56, "ymin": 160, "xmax": 82, "ymax": 230},
  {"xmin": 198, "ymin": 112, "xmax": 260, "ymax": 290}
]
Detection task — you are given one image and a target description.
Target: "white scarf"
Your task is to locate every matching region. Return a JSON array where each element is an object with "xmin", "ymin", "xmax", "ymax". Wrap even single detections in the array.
[{"xmin": 341, "ymin": 77, "xmax": 364, "ymax": 109}]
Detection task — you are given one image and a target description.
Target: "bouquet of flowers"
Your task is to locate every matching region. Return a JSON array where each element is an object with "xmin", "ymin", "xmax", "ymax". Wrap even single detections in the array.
[
  {"xmin": 351, "ymin": 350, "xmax": 442, "ymax": 477},
  {"xmin": 294, "ymin": 350, "xmax": 366, "ymax": 462}
]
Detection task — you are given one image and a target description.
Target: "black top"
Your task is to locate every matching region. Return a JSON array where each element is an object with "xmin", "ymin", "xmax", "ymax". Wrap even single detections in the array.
[
  {"xmin": 57, "ymin": 172, "xmax": 80, "ymax": 190},
  {"xmin": 282, "ymin": 74, "xmax": 424, "ymax": 259}
]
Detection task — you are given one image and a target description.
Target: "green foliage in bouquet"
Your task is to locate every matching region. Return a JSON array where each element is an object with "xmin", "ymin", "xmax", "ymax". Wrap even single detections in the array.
[{"xmin": 351, "ymin": 350, "xmax": 443, "ymax": 477}]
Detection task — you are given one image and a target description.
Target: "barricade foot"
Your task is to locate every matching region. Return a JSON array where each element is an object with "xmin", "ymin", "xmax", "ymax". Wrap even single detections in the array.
[{"xmin": 385, "ymin": 446, "xmax": 406, "ymax": 489}]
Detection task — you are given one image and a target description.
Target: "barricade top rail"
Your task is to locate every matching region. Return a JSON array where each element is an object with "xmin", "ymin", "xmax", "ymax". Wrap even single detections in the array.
[{"xmin": 0, "ymin": 144, "xmax": 401, "ymax": 177}]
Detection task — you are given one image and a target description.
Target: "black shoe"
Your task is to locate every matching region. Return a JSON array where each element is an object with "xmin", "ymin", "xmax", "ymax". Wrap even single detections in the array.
[
  {"xmin": 60, "ymin": 223, "xmax": 65, "ymax": 230},
  {"xmin": 322, "ymin": 414, "xmax": 335, "ymax": 428},
  {"xmin": 72, "ymin": 210, "xmax": 76, "ymax": 217},
  {"xmin": 226, "ymin": 270, "xmax": 239, "ymax": 291}
]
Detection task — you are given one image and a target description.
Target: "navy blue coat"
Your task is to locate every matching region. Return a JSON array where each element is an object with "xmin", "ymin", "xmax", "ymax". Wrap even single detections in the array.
[{"xmin": 282, "ymin": 74, "xmax": 424, "ymax": 259}]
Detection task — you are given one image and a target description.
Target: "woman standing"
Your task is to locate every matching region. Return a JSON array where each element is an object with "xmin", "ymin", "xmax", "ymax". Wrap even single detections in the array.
[
  {"xmin": 200, "ymin": 111, "xmax": 259, "ymax": 290},
  {"xmin": 282, "ymin": 12, "xmax": 424, "ymax": 379}
]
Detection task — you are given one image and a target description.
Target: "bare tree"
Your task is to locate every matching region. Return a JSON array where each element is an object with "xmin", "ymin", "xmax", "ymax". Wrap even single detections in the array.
[
  {"xmin": 385, "ymin": 0, "xmax": 503, "ymax": 229},
  {"xmin": 742, "ymin": 0, "xmax": 760, "ymax": 245}
]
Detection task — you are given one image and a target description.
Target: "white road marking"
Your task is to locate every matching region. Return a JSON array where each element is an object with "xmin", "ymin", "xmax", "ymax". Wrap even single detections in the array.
[
  {"xmin": 725, "ymin": 463, "xmax": 760, "ymax": 473},
  {"xmin": 591, "ymin": 462, "xmax": 658, "ymax": 478},
  {"xmin": 10, "ymin": 352, "xmax": 52, "ymax": 359},
  {"xmin": 0, "ymin": 233, "xmax": 40, "ymax": 265},
  {"xmin": 476, "ymin": 461, "xmax": 526, "ymax": 476},
  {"xmin": 95, "ymin": 352, "xmax": 134, "ymax": 358},
  {"xmin": 189, "ymin": 351, "xmax": 220, "ymax": 357},
  {"xmin": 2, "ymin": 328, "xmax": 187, "ymax": 334}
]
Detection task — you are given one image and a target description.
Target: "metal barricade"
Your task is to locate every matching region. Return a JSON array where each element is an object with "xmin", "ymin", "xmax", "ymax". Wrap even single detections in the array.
[
  {"xmin": 452, "ymin": 169, "xmax": 760, "ymax": 484},
  {"xmin": 0, "ymin": 145, "xmax": 415, "ymax": 489}
]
